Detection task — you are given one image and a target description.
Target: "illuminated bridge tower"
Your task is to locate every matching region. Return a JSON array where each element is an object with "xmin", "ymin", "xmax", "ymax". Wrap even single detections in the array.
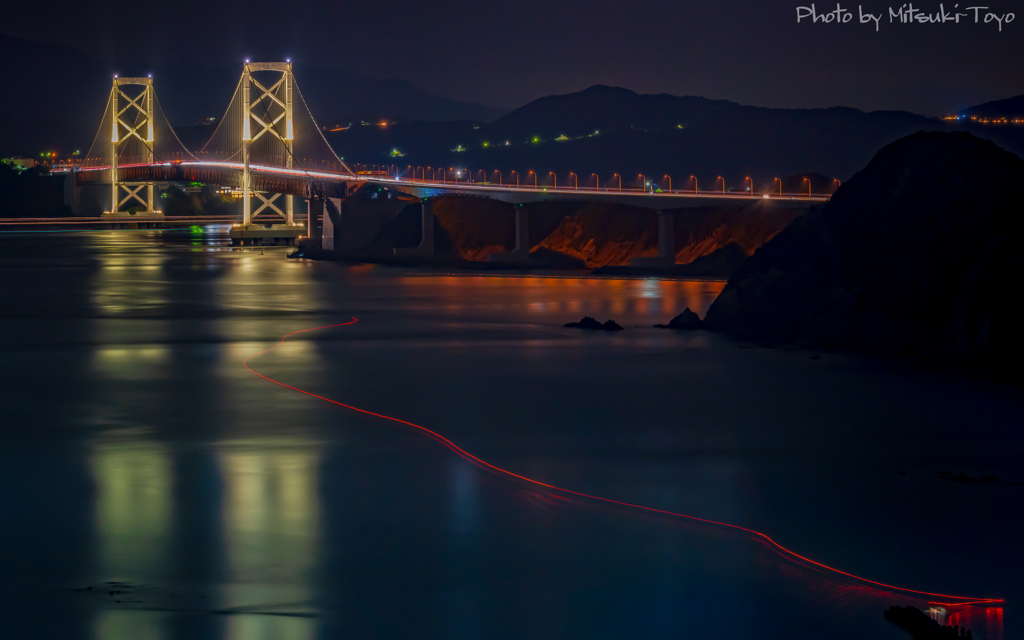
[
  {"xmin": 241, "ymin": 61, "xmax": 296, "ymax": 227},
  {"xmin": 106, "ymin": 76, "xmax": 159, "ymax": 216}
]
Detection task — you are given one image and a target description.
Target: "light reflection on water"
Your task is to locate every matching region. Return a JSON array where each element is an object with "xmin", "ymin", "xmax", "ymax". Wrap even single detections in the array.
[
  {"xmin": 220, "ymin": 443, "xmax": 321, "ymax": 581},
  {"xmin": 93, "ymin": 346, "xmax": 170, "ymax": 380},
  {"xmin": 91, "ymin": 442, "xmax": 171, "ymax": 578},
  {"xmin": 0, "ymin": 230, "xmax": 1014, "ymax": 640},
  {"xmin": 397, "ymin": 274, "xmax": 723, "ymax": 320},
  {"xmin": 90, "ymin": 437, "xmax": 322, "ymax": 640},
  {"xmin": 941, "ymin": 606, "xmax": 1005, "ymax": 640},
  {"xmin": 91, "ymin": 254, "xmax": 169, "ymax": 316},
  {"xmin": 219, "ymin": 441, "xmax": 321, "ymax": 640}
]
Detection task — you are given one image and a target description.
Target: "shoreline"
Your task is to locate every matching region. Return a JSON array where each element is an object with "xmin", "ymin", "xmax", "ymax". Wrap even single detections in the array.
[{"xmin": 289, "ymin": 245, "xmax": 736, "ymax": 280}]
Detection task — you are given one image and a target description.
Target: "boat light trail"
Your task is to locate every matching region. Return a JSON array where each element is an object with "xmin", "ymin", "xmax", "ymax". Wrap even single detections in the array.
[{"xmin": 243, "ymin": 318, "xmax": 1001, "ymax": 605}]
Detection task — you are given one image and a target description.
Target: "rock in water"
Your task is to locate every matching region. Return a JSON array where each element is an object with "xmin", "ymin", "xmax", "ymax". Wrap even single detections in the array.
[
  {"xmin": 564, "ymin": 316, "xmax": 604, "ymax": 329},
  {"xmin": 703, "ymin": 131, "xmax": 1024, "ymax": 373},
  {"xmin": 654, "ymin": 308, "xmax": 703, "ymax": 329},
  {"xmin": 564, "ymin": 317, "xmax": 623, "ymax": 331}
]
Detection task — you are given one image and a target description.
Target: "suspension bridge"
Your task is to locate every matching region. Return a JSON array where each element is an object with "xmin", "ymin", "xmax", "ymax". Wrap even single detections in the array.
[{"xmin": 63, "ymin": 62, "xmax": 828, "ymax": 259}]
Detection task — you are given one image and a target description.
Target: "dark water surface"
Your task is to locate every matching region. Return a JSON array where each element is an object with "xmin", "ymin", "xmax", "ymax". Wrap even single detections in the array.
[{"xmin": 0, "ymin": 228, "xmax": 1019, "ymax": 639}]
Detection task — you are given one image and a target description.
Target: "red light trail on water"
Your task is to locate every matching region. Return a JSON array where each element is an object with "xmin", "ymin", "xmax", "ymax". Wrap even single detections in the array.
[{"xmin": 243, "ymin": 318, "xmax": 1001, "ymax": 605}]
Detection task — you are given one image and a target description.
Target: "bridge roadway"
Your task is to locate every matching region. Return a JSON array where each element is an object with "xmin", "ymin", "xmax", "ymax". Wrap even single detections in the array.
[{"xmin": 68, "ymin": 161, "xmax": 831, "ymax": 210}]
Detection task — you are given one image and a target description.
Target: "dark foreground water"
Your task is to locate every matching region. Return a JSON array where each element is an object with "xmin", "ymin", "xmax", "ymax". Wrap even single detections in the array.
[{"xmin": 0, "ymin": 228, "xmax": 1019, "ymax": 640}]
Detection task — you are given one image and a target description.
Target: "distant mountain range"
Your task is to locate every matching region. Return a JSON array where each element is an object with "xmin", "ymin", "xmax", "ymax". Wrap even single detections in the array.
[
  {"xmin": 2, "ymin": 34, "xmax": 1021, "ymax": 185},
  {"xmin": 958, "ymin": 95, "xmax": 1024, "ymax": 118},
  {"xmin": 331, "ymin": 85, "xmax": 1024, "ymax": 186},
  {"xmin": 0, "ymin": 33, "xmax": 505, "ymax": 156}
]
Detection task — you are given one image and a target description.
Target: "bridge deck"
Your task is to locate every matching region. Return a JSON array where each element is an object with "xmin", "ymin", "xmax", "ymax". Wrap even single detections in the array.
[{"xmin": 67, "ymin": 162, "xmax": 830, "ymax": 211}]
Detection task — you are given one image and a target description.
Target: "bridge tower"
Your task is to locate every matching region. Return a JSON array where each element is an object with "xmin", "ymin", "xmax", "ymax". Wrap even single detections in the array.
[
  {"xmin": 105, "ymin": 76, "xmax": 160, "ymax": 216},
  {"xmin": 241, "ymin": 61, "xmax": 297, "ymax": 227}
]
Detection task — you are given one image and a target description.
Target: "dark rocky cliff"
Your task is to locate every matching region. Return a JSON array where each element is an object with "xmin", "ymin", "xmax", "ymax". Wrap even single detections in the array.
[
  {"xmin": 704, "ymin": 132, "xmax": 1024, "ymax": 372},
  {"xmin": 369, "ymin": 196, "xmax": 802, "ymax": 270}
]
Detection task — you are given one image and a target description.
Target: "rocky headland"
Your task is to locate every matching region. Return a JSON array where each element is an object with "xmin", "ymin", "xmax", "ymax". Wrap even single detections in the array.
[{"xmin": 703, "ymin": 132, "xmax": 1024, "ymax": 374}]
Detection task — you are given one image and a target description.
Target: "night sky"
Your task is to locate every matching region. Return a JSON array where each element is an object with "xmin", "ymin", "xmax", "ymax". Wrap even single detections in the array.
[{"xmin": 3, "ymin": 0, "xmax": 1022, "ymax": 115}]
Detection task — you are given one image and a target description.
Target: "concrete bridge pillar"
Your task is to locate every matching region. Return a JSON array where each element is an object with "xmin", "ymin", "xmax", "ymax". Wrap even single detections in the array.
[
  {"xmin": 63, "ymin": 171, "xmax": 80, "ymax": 216},
  {"xmin": 307, "ymin": 197, "xmax": 324, "ymax": 247},
  {"xmin": 322, "ymin": 197, "xmax": 343, "ymax": 250},
  {"xmin": 393, "ymin": 201, "xmax": 435, "ymax": 256},
  {"xmin": 630, "ymin": 211, "xmax": 676, "ymax": 266},
  {"xmin": 487, "ymin": 205, "xmax": 530, "ymax": 262}
]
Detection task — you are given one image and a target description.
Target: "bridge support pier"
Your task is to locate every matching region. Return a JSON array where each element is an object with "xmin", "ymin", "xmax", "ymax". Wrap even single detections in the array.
[
  {"xmin": 321, "ymin": 197, "xmax": 343, "ymax": 251},
  {"xmin": 487, "ymin": 205, "xmax": 530, "ymax": 262},
  {"xmin": 306, "ymin": 197, "xmax": 324, "ymax": 246},
  {"xmin": 103, "ymin": 182, "xmax": 162, "ymax": 218},
  {"xmin": 227, "ymin": 195, "xmax": 308, "ymax": 246},
  {"xmin": 393, "ymin": 201, "xmax": 435, "ymax": 256},
  {"xmin": 64, "ymin": 171, "xmax": 81, "ymax": 216},
  {"xmin": 630, "ymin": 211, "xmax": 676, "ymax": 266}
]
